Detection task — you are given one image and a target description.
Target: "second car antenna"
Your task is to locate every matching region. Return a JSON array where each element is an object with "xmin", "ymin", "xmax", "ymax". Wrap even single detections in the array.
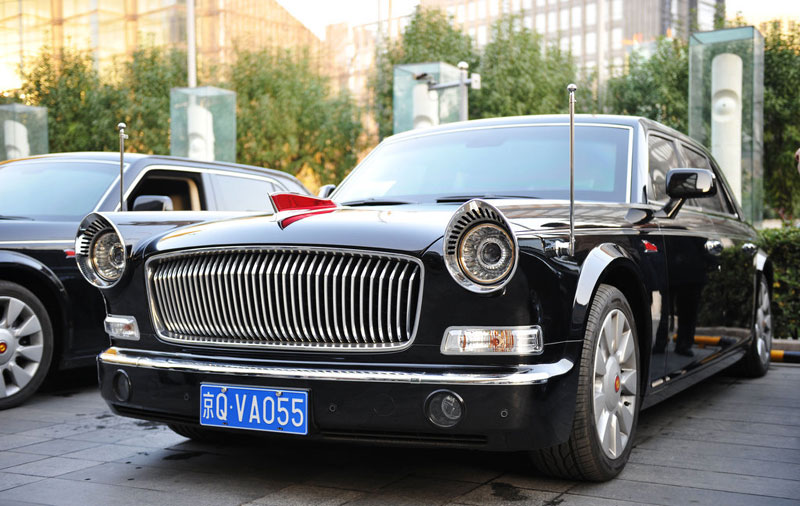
[{"xmin": 118, "ymin": 122, "xmax": 128, "ymax": 212}]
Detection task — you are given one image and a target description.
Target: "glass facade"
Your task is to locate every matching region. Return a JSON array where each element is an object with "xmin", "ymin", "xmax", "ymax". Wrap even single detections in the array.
[
  {"xmin": 0, "ymin": 104, "xmax": 47, "ymax": 160},
  {"xmin": 393, "ymin": 62, "xmax": 462, "ymax": 135},
  {"xmin": 170, "ymin": 86, "xmax": 236, "ymax": 162}
]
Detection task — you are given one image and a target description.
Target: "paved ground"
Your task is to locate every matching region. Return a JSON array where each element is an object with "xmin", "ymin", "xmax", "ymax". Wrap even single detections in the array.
[{"xmin": 0, "ymin": 364, "xmax": 798, "ymax": 506}]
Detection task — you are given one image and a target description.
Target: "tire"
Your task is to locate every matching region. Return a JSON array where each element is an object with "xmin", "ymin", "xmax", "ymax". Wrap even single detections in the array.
[
  {"xmin": 0, "ymin": 280, "xmax": 55, "ymax": 410},
  {"xmin": 531, "ymin": 284, "xmax": 640, "ymax": 481},
  {"xmin": 738, "ymin": 276, "xmax": 772, "ymax": 378},
  {"xmin": 168, "ymin": 422, "xmax": 228, "ymax": 442}
]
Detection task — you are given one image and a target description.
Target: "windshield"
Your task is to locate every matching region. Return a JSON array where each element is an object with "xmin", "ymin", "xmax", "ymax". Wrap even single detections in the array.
[
  {"xmin": 0, "ymin": 160, "xmax": 119, "ymax": 220},
  {"xmin": 334, "ymin": 125, "xmax": 631, "ymax": 204}
]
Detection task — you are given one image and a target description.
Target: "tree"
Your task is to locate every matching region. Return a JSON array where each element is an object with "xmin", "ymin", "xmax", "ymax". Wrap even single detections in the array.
[
  {"xmin": 471, "ymin": 15, "xmax": 584, "ymax": 118},
  {"xmin": 20, "ymin": 47, "xmax": 123, "ymax": 152},
  {"xmin": 761, "ymin": 21, "xmax": 800, "ymax": 219},
  {"xmin": 231, "ymin": 48, "xmax": 363, "ymax": 185},
  {"xmin": 604, "ymin": 37, "xmax": 689, "ymax": 132},
  {"xmin": 371, "ymin": 7, "xmax": 478, "ymax": 139}
]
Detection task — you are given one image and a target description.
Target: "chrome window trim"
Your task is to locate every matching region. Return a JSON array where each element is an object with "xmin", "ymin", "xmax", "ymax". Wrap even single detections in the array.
[
  {"xmin": 0, "ymin": 239, "xmax": 74, "ymax": 245},
  {"xmin": 144, "ymin": 245, "xmax": 425, "ymax": 353},
  {"xmin": 107, "ymin": 164, "xmax": 286, "ymax": 212},
  {"xmin": 335, "ymin": 123, "xmax": 635, "ymax": 204},
  {"xmin": 100, "ymin": 347, "xmax": 573, "ymax": 386}
]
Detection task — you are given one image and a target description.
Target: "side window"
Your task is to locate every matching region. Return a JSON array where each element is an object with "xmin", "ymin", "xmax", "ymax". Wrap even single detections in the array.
[
  {"xmin": 212, "ymin": 175, "xmax": 276, "ymax": 212},
  {"xmin": 647, "ymin": 134, "xmax": 679, "ymax": 203},
  {"xmin": 679, "ymin": 144, "xmax": 731, "ymax": 214},
  {"xmin": 128, "ymin": 169, "xmax": 206, "ymax": 211}
]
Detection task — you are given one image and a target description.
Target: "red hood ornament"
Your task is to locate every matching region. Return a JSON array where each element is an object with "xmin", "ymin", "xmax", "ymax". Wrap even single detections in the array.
[{"xmin": 269, "ymin": 193, "xmax": 338, "ymax": 229}]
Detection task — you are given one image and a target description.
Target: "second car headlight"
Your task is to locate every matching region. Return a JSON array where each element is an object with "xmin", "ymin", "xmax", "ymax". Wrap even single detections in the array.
[
  {"xmin": 458, "ymin": 223, "xmax": 514, "ymax": 284},
  {"xmin": 91, "ymin": 231, "xmax": 126, "ymax": 282}
]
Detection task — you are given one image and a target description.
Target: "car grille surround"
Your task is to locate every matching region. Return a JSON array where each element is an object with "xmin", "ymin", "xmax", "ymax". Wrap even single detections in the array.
[{"xmin": 146, "ymin": 247, "xmax": 424, "ymax": 351}]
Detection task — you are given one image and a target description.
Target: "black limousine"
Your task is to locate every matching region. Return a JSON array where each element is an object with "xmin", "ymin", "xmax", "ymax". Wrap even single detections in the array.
[
  {"xmin": 75, "ymin": 115, "xmax": 772, "ymax": 480},
  {"xmin": 0, "ymin": 152, "xmax": 308, "ymax": 408}
]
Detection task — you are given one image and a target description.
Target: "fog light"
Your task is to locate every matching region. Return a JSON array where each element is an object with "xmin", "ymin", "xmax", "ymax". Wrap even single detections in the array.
[
  {"xmin": 104, "ymin": 315, "xmax": 140, "ymax": 341},
  {"xmin": 441, "ymin": 325, "xmax": 542, "ymax": 355},
  {"xmin": 426, "ymin": 390, "xmax": 464, "ymax": 428},
  {"xmin": 112, "ymin": 370, "xmax": 131, "ymax": 402}
]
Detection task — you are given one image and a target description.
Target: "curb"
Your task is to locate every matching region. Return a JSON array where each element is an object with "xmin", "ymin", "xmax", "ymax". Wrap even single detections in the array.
[
  {"xmin": 771, "ymin": 350, "xmax": 800, "ymax": 364},
  {"xmin": 773, "ymin": 338, "xmax": 800, "ymax": 352}
]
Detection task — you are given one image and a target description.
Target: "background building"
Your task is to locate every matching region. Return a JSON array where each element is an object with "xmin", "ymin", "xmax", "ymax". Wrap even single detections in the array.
[{"xmin": 0, "ymin": 0, "xmax": 321, "ymax": 90}]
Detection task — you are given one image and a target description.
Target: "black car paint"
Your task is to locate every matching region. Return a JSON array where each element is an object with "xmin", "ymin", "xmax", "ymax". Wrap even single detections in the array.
[
  {"xmin": 0, "ymin": 152, "xmax": 309, "ymax": 372},
  {"xmin": 89, "ymin": 115, "xmax": 767, "ymax": 451}
]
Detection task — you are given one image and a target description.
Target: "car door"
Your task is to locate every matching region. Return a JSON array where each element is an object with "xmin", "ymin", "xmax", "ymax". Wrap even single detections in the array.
[
  {"xmin": 679, "ymin": 143, "xmax": 756, "ymax": 352},
  {"xmin": 648, "ymin": 133, "xmax": 719, "ymax": 378}
]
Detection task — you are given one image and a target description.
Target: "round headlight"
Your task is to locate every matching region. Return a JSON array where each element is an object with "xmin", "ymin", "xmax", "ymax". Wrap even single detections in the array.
[
  {"xmin": 91, "ymin": 231, "xmax": 125, "ymax": 282},
  {"xmin": 458, "ymin": 223, "xmax": 514, "ymax": 284}
]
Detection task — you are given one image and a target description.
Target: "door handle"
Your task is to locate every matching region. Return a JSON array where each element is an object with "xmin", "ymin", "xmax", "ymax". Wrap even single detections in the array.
[
  {"xmin": 704, "ymin": 239, "xmax": 723, "ymax": 256},
  {"xmin": 742, "ymin": 242, "xmax": 758, "ymax": 256}
]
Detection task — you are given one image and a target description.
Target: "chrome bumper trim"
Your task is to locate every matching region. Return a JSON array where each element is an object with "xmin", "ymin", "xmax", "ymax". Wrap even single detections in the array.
[{"xmin": 99, "ymin": 347, "xmax": 573, "ymax": 386}]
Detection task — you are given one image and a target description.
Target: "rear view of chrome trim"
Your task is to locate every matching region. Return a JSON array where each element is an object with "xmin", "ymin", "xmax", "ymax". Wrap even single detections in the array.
[{"xmin": 100, "ymin": 348, "xmax": 574, "ymax": 386}]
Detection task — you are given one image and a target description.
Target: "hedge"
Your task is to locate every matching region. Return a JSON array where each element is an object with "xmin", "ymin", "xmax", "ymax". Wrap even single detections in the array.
[{"xmin": 759, "ymin": 227, "xmax": 800, "ymax": 339}]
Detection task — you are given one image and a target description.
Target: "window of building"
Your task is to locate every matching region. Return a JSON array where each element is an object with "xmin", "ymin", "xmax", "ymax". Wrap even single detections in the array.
[
  {"xmin": 536, "ymin": 13, "xmax": 545, "ymax": 33},
  {"xmin": 469, "ymin": 27, "xmax": 477, "ymax": 40},
  {"xmin": 469, "ymin": 2, "xmax": 476, "ymax": 20},
  {"xmin": 525, "ymin": 16, "xmax": 533, "ymax": 29},
  {"xmin": 571, "ymin": 6, "xmax": 581, "ymax": 28},
  {"xmin": 447, "ymin": 6, "xmax": 456, "ymax": 18},
  {"xmin": 457, "ymin": 5, "xmax": 465, "ymax": 22},
  {"xmin": 612, "ymin": 27, "xmax": 623, "ymax": 49},
  {"xmin": 523, "ymin": 0, "xmax": 533, "ymax": 10},
  {"xmin": 560, "ymin": 8, "xmax": 568, "ymax": 30},
  {"xmin": 572, "ymin": 34, "xmax": 582, "ymax": 55},
  {"xmin": 537, "ymin": 0, "xmax": 546, "ymax": 6},
  {"xmin": 512, "ymin": 0, "xmax": 521, "ymax": 12},
  {"xmin": 560, "ymin": 36, "xmax": 569, "ymax": 51},
  {"xmin": 548, "ymin": 11, "xmax": 556, "ymax": 32},
  {"xmin": 478, "ymin": 0, "xmax": 487, "ymax": 19},
  {"xmin": 612, "ymin": 0, "xmax": 622, "ymax": 20},
  {"xmin": 490, "ymin": 0, "xmax": 499, "ymax": 16},
  {"xmin": 585, "ymin": 31, "xmax": 596, "ymax": 53},
  {"xmin": 586, "ymin": 2, "xmax": 596, "ymax": 25},
  {"xmin": 478, "ymin": 25, "xmax": 488, "ymax": 46}
]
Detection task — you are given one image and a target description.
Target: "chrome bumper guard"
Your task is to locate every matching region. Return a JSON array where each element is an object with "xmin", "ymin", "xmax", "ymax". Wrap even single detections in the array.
[{"xmin": 100, "ymin": 347, "xmax": 573, "ymax": 386}]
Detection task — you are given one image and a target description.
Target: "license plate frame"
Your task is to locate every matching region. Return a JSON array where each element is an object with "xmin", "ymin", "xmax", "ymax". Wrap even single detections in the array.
[{"xmin": 199, "ymin": 383, "xmax": 309, "ymax": 435}]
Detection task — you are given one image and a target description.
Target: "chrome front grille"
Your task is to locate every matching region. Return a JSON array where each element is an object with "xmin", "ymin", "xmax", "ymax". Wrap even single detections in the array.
[{"xmin": 146, "ymin": 247, "xmax": 423, "ymax": 350}]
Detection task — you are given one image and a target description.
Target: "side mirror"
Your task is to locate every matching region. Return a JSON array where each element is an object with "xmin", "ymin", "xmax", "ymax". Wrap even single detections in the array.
[
  {"xmin": 317, "ymin": 184, "xmax": 336, "ymax": 199},
  {"xmin": 666, "ymin": 168, "xmax": 717, "ymax": 199},
  {"xmin": 657, "ymin": 168, "xmax": 716, "ymax": 219},
  {"xmin": 132, "ymin": 195, "xmax": 174, "ymax": 212}
]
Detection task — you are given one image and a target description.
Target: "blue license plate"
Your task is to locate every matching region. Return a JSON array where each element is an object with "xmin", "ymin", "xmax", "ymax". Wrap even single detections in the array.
[{"xmin": 199, "ymin": 383, "xmax": 308, "ymax": 435}]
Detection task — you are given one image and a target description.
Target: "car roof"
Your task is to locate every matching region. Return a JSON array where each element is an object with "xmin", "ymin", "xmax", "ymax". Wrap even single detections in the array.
[{"xmin": 1, "ymin": 152, "xmax": 308, "ymax": 192}]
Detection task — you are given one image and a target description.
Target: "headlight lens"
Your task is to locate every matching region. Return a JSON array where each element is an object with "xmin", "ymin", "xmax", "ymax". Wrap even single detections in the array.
[
  {"xmin": 91, "ymin": 231, "xmax": 125, "ymax": 281},
  {"xmin": 458, "ymin": 223, "xmax": 514, "ymax": 284}
]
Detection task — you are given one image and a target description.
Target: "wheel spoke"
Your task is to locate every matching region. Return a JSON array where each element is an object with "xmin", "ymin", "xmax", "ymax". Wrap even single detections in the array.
[
  {"xmin": 594, "ymin": 389, "xmax": 606, "ymax": 417},
  {"xmin": 17, "ymin": 344, "xmax": 43, "ymax": 362},
  {"xmin": 0, "ymin": 372, "xmax": 6, "ymax": 397},
  {"xmin": 618, "ymin": 401, "xmax": 635, "ymax": 434},
  {"xmin": 617, "ymin": 328, "xmax": 634, "ymax": 365},
  {"xmin": 13, "ymin": 315, "xmax": 41, "ymax": 338},
  {"xmin": 597, "ymin": 408, "xmax": 610, "ymax": 445},
  {"xmin": 606, "ymin": 411, "xmax": 619, "ymax": 457},
  {"xmin": 8, "ymin": 362, "xmax": 32, "ymax": 387},
  {"xmin": 3, "ymin": 298, "xmax": 25, "ymax": 328},
  {"xmin": 602, "ymin": 316, "xmax": 616, "ymax": 354},
  {"xmin": 595, "ymin": 355, "xmax": 606, "ymax": 376},
  {"xmin": 619, "ymin": 370, "xmax": 637, "ymax": 395}
]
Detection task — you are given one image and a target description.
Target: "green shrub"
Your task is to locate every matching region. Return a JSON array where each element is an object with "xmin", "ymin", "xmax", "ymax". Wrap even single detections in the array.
[{"xmin": 759, "ymin": 227, "xmax": 800, "ymax": 339}]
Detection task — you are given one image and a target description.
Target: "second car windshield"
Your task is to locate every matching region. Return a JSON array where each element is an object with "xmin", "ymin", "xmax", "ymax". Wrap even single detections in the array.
[
  {"xmin": 334, "ymin": 124, "xmax": 631, "ymax": 204},
  {"xmin": 0, "ymin": 160, "xmax": 119, "ymax": 220}
]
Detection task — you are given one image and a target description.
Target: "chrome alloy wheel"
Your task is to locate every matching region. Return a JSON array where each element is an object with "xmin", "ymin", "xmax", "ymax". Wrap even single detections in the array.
[
  {"xmin": 592, "ymin": 308, "xmax": 637, "ymax": 460},
  {"xmin": 755, "ymin": 279, "xmax": 772, "ymax": 366},
  {"xmin": 0, "ymin": 296, "xmax": 45, "ymax": 398}
]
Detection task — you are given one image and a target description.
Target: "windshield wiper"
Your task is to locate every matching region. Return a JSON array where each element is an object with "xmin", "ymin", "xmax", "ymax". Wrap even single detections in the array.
[
  {"xmin": 435, "ymin": 194, "xmax": 539, "ymax": 203},
  {"xmin": 340, "ymin": 199, "xmax": 416, "ymax": 207},
  {"xmin": 0, "ymin": 215, "xmax": 32, "ymax": 221}
]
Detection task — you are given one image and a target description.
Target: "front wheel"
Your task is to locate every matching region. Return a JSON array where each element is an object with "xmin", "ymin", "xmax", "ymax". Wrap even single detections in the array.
[
  {"xmin": 531, "ymin": 284, "xmax": 640, "ymax": 481},
  {"xmin": 0, "ymin": 281, "xmax": 54, "ymax": 410},
  {"xmin": 738, "ymin": 276, "xmax": 772, "ymax": 378}
]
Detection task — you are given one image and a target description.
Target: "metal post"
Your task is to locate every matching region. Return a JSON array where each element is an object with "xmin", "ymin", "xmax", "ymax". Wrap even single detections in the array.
[
  {"xmin": 568, "ymin": 83, "xmax": 577, "ymax": 257},
  {"xmin": 117, "ymin": 122, "xmax": 128, "ymax": 212},
  {"xmin": 458, "ymin": 61, "xmax": 469, "ymax": 122},
  {"xmin": 187, "ymin": 0, "xmax": 197, "ymax": 88}
]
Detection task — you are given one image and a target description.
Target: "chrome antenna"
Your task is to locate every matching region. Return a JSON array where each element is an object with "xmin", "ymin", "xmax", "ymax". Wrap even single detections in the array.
[
  {"xmin": 567, "ymin": 83, "xmax": 577, "ymax": 257},
  {"xmin": 117, "ymin": 122, "xmax": 128, "ymax": 212}
]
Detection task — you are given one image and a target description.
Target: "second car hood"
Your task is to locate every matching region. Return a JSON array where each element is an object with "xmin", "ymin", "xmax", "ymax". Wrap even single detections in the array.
[{"xmin": 148, "ymin": 205, "xmax": 458, "ymax": 255}]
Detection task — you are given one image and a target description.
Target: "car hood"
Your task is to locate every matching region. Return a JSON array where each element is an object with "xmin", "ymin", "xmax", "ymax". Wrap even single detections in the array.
[
  {"xmin": 0, "ymin": 220, "xmax": 77, "ymax": 245},
  {"xmin": 145, "ymin": 201, "xmax": 642, "ymax": 257}
]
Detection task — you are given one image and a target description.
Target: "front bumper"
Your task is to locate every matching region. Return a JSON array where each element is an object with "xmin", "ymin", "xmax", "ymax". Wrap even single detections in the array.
[{"xmin": 98, "ymin": 346, "xmax": 579, "ymax": 451}]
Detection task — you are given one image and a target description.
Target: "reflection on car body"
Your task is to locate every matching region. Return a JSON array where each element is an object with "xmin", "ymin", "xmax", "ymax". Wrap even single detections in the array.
[
  {"xmin": 0, "ymin": 152, "xmax": 309, "ymax": 409},
  {"xmin": 77, "ymin": 115, "xmax": 772, "ymax": 481}
]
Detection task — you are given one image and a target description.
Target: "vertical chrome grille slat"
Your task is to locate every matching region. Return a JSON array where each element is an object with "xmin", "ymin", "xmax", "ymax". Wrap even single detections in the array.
[{"xmin": 148, "ymin": 248, "xmax": 423, "ymax": 349}]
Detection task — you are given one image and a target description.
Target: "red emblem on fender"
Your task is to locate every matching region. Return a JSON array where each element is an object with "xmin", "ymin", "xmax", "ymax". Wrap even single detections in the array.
[
  {"xmin": 642, "ymin": 240, "xmax": 658, "ymax": 253},
  {"xmin": 614, "ymin": 375, "xmax": 620, "ymax": 393}
]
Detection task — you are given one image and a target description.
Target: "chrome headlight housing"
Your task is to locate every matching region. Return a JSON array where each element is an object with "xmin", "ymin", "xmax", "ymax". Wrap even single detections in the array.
[
  {"xmin": 444, "ymin": 199, "xmax": 518, "ymax": 293},
  {"xmin": 76, "ymin": 213, "xmax": 127, "ymax": 288}
]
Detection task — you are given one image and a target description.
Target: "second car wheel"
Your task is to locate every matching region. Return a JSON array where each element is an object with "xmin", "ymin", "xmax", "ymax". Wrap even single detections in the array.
[
  {"xmin": 531, "ymin": 284, "xmax": 640, "ymax": 481},
  {"xmin": 0, "ymin": 280, "xmax": 54, "ymax": 410}
]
